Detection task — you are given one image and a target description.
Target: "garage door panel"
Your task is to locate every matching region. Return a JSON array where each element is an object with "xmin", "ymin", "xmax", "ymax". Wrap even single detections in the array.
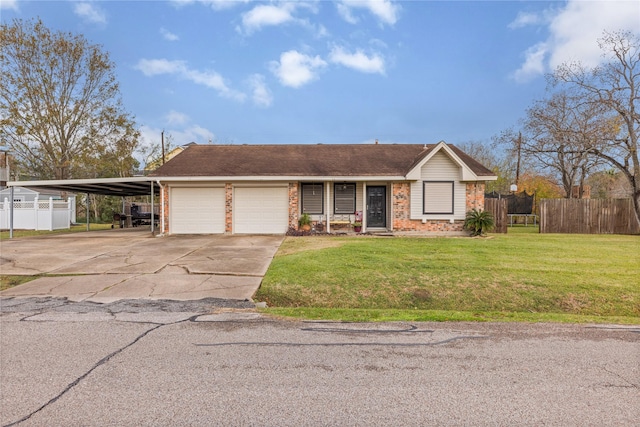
[
  {"xmin": 234, "ymin": 187, "xmax": 288, "ymax": 234},
  {"xmin": 171, "ymin": 187, "xmax": 225, "ymax": 234}
]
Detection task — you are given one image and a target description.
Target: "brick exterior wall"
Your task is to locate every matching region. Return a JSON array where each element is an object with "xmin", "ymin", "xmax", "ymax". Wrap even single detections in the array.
[
  {"xmin": 288, "ymin": 182, "xmax": 299, "ymax": 230},
  {"xmin": 161, "ymin": 180, "xmax": 486, "ymax": 234},
  {"xmin": 391, "ymin": 181, "xmax": 485, "ymax": 232},
  {"xmin": 466, "ymin": 182, "xmax": 485, "ymax": 211}
]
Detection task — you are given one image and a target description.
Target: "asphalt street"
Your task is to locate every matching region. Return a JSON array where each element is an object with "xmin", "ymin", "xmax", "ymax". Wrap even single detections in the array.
[{"xmin": 1, "ymin": 297, "xmax": 639, "ymax": 426}]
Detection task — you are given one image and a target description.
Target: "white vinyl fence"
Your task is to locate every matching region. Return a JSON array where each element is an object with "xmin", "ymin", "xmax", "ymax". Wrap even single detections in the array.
[{"xmin": 0, "ymin": 197, "xmax": 72, "ymax": 230}]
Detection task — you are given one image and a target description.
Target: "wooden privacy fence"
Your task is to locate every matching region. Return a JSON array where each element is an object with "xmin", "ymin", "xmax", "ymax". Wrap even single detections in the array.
[
  {"xmin": 539, "ymin": 198, "xmax": 640, "ymax": 235},
  {"xmin": 485, "ymin": 198, "xmax": 508, "ymax": 233}
]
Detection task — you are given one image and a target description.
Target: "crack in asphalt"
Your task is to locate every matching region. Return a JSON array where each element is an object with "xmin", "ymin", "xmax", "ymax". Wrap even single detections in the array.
[
  {"xmin": 600, "ymin": 366, "xmax": 640, "ymax": 389},
  {"xmin": 2, "ymin": 316, "xmax": 197, "ymax": 427}
]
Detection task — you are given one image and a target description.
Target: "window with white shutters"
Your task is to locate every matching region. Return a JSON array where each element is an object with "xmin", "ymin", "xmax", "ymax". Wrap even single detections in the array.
[
  {"xmin": 301, "ymin": 183, "xmax": 324, "ymax": 214},
  {"xmin": 334, "ymin": 183, "xmax": 355, "ymax": 214},
  {"xmin": 423, "ymin": 181, "xmax": 454, "ymax": 214}
]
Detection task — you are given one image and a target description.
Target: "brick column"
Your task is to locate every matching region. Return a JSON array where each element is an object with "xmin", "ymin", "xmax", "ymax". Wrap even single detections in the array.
[
  {"xmin": 288, "ymin": 182, "xmax": 299, "ymax": 230},
  {"xmin": 162, "ymin": 185, "xmax": 170, "ymax": 233},
  {"xmin": 225, "ymin": 183, "xmax": 233, "ymax": 233},
  {"xmin": 392, "ymin": 182, "xmax": 411, "ymax": 230}
]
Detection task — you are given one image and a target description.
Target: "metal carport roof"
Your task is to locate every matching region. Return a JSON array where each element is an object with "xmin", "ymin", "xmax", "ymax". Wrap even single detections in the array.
[{"xmin": 7, "ymin": 177, "xmax": 160, "ymax": 197}]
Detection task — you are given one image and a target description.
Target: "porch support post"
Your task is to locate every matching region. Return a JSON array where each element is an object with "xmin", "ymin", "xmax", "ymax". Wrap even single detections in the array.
[
  {"xmin": 150, "ymin": 181, "xmax": 155, "ymax": 234},
  {"xmin": 362, "ymin": 182, "xmax": 367, "ymax": 233},
  {"xmin": 86, "ymin": 193, "xmax": 90, "ymax": 231},
  {"xmin": 325, "ymin": 181, "xmax": 330, "ymax": 233},
  {"xmin": 9, "ymin": 185, "xmax": 14, "ymax": 239}
]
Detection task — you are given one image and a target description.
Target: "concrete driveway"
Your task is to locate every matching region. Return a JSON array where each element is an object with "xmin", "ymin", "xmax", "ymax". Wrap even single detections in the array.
[{"xmin": 0, "ymin": 229, "xmax": 283, "ymax": 302}]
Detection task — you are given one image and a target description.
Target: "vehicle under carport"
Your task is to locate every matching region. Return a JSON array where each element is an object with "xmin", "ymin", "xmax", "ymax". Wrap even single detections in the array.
[{"xmin": 5, "ymin": 177, "xmax": 161, "ymax": 238}]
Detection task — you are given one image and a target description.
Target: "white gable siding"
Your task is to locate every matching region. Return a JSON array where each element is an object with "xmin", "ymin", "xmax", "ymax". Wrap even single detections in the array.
[{"xmin": 410, "ymin": 151, "xmax": 466, "ymax": 220}]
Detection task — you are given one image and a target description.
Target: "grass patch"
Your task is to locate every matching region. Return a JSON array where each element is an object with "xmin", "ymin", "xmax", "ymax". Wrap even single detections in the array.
[
  {"xmin": 256, "ymin": 229, "xmax": 640, "ymax": 323},
  {"xmin": 0, "ymin": 223, "xmax": 113, "ymax": 240},
  {"xmin": 0, "ymin": 275, "xmax": 39, "ymax": 291}
]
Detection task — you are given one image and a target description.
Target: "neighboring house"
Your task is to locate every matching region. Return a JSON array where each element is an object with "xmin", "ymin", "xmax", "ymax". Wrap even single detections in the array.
[
  {"xmin": 0, "ymin": 186, "xmax": 65, "ymax": 202},
  {"xmin": 0, "ymin": 186, "xmax": 76, "ymax": 230},
  {"xmin": 149, "ymin": 141, "xmax": 497, "ymax": 235},
  {"xmin": 145, "ymin": 142, "xmax": 197, "ymax": 173}
]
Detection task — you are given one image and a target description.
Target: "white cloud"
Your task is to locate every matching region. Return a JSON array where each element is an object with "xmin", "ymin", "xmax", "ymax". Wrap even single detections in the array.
[
  {"xmin": 0, "ymin": 0, "xmax": 19, "ymax": 11},
  {"xmin": 160, "ymin": 27, "xmax": 179, "ymax": 41},
  {"xmin": 136, "ymin": 59, "xmax": 187, "ymax": 76},
  {"xmin": 170, "ymin": 0, "xmax": 249, "ymax": 10},
  {"xmin": 73, "ymin": 2, "xmax": 107, "ymax": 25},
  {"xmin": 512, "ymin": 0, "xmax": 640, "ymax": 82},
  {"xmin": 270, "ymin": 50, "xmax": 327, "ymax": 88},
  {"xmin": 240, "ymin": 3, "xmax": 296, "ymax": 34},
  {"xmin": 135, "ymin": 58, "xmax": 246, "ymax": 102},
  {"xmin": 247, "ymin": 74, "xmax": 273, "ymax": 108},
  {"xmin": 512, "ymin": 42, "xmax": 548, "ymax": 83},
  {"xmin": 165, "ymin": 110, "xmax": 189, "ymax": 125},
  {"xmin": 329, "ymin": 46, "xmax": 385, "ymax": 74},
  {"xmin": 337, "ymin": 0, "xmax": 400, "ymax": 26},
  {"xmin": 508, "ymin": 11, "xmax": 545, "ymax": 29},
  {"xmin": 169, "ymin": 125, "xmax": 216, "ymax": 144},
  {"xmin": 237, "ymin": 2, "xmax": 319, "ymax": 35}
]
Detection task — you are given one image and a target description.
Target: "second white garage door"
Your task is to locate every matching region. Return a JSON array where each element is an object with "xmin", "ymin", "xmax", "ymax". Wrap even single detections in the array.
[
  {"xmin": 171, "ymin": 187, "xmax": 225, "ymax": 234},
  {"xmin": 234, "ymin": 187, "xmax": 289, "ymax": 234}
]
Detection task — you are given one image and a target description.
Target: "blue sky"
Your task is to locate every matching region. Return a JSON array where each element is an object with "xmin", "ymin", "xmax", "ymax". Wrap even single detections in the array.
[{"xmin": 1, "ymin": 0, "xmax": 639, "ymax": 159}]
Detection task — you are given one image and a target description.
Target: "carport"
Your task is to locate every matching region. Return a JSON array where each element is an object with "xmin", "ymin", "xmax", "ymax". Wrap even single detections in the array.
[{"xmin": 5, "ymin": 177, "xmax": 161, "ymax": 238}]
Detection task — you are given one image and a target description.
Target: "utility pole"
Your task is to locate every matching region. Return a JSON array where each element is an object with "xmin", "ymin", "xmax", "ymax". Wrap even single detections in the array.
[
  {"xmin": 515, "ymin": 131, "xmax": 522, "ymax": 187},
  {"xmin": 161, "ymin": 130, "xmax": 165, "ymax": 165}
]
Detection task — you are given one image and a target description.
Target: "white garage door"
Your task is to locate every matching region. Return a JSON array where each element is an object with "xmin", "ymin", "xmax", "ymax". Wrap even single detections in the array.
[
  {"xmin": 171, "ymin": 187, "xmax": 225, "ymax": 234},
  {"xmin": 234, "ymin": 187, "xmax": 289, "ymax": 234}
]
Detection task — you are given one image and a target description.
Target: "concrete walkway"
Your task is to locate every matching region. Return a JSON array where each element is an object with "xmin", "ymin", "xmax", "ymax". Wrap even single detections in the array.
[{"xmin": 0, "ymin": 230, "xmax": 283, "ymax": 303}]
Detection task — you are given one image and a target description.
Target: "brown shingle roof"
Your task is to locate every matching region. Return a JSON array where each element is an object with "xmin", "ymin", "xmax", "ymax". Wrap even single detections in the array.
[{"xmin": 150, "ymin": 143, "xmax": 495, "ymax": 178}]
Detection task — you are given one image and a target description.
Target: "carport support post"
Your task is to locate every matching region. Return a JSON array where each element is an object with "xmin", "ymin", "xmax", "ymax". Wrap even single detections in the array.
[
  {"xmin": 9, "ymin": 185, "xmax": 14, "ymax": 239},
  {"xmin": 150, "ymin": 181, "xmax": 155, "ymax": 234},
  {"xmin": 86, "ymin": 192, "xmax": 90, "ymax": 231}
]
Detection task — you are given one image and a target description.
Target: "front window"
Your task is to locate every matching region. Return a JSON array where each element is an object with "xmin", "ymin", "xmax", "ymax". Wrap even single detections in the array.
[
  {"xmin": 301, "ymin": 183, "xmax": 323, "ymax": 214},
  {"xmin": 423, "ymin": 181, "xmax": 454, "ymax": 214},
  {"xmin": 334, "ymin": 183, "xmax": 355, "ymax": 214}
]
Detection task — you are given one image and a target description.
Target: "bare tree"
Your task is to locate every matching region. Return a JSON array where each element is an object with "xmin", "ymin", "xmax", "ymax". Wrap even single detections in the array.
[
  {"xmin": 0, "ymin": 18, "xmax": 140, "ymax": 180},
  {"xmin": 554, "ymin": 30, "xmax": 640, "ymax": 225},
  {"xmin": 458, "ymin": 140, "xmax": 515, "ymax": 194},
  {"xmin": 522, "ymin": 90, "xmax": 606, "ymax": 198}
]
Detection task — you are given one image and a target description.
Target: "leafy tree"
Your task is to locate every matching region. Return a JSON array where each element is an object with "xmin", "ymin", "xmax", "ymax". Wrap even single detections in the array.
[
  {"xmin": 587, "ymin": 169, "xmax": 632, "ymax": 199},
  {"xmin": 0, "ymin": 18, "xmax": 140, "ymax": 180},
  {"xmin": 553, "ymin": 30, "xmax": 640, "ymax": 225}
]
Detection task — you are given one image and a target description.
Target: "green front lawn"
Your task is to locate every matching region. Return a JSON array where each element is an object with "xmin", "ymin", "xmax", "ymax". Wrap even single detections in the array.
[{"xmin": 256, "ymin": 228, "xmax": 640, "ymax": 323}]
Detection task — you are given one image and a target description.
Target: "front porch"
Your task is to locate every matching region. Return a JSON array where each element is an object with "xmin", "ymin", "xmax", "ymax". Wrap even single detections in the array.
[
  {"xmin": 293, "ymin": 180, "xmax": 485, "ymax": 234},
  {"xmin": 296, "ymin": 181, "xmax": 392, "ymax": 234}
]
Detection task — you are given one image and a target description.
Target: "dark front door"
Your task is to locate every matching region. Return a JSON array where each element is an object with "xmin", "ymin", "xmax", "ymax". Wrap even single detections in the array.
[{"xmin": 366, "ymin": 186, "xmax": 386, "ymax": 228}]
